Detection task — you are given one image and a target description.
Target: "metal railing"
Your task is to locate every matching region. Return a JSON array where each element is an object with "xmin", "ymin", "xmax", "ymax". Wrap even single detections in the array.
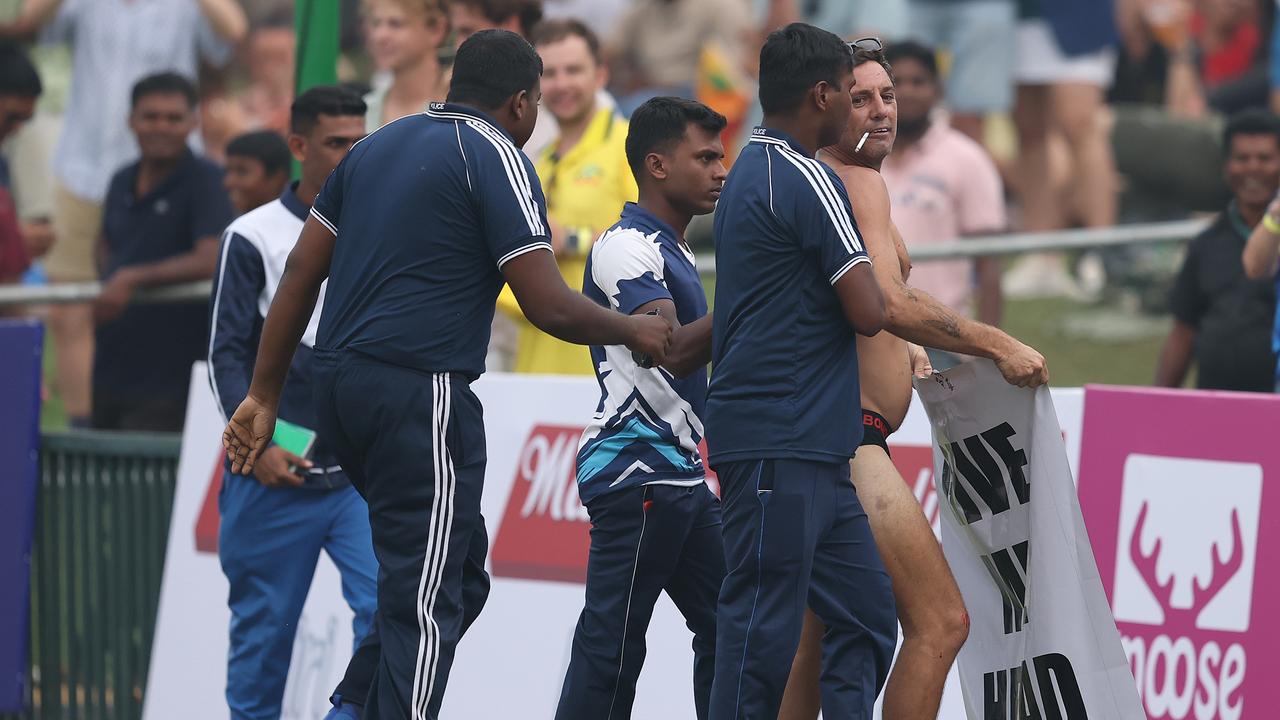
[
  {"xmin": 0, "ymin": 219, "xmax": 1208, "ymax": 306},
  {"xmin": 2, "ymin": 432, "xmax": 182, "ymax": 720}
]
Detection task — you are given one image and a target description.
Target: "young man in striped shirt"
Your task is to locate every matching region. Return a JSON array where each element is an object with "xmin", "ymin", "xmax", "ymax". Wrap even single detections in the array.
[{"xmin": 557, "ymin": 96, "xmax": 726, "ymax": 719}]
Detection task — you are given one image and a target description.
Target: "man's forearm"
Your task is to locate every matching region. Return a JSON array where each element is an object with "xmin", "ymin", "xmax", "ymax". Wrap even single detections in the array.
[
  {"xmin": 885, "ymin": 277, "xmax": 1013, "ymax": 358},
  {"xmin": 1242, "ymin": 207, "xmax": 1280, "ymax": 279},
  {"xmin": 197, "ymin": 0, "xmax": 248, "ymax": 43},
  {"xmin": 664, "ymin": 314, "xmax": 712, "ymax": 377},
  {"xmin": 121, "ymin": 240, "xmax": 219, "ymax": 286},
  {"xmin": 531, "ymin": 288, "xmax": 634, "ymax": 347},
  {"xmin": 0, "ymin": 0, "xmax": 64, "ymax": 39}
]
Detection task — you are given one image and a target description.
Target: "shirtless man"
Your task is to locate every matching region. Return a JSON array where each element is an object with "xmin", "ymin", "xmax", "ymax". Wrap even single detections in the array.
[{"xmin": 778, "ymin": 43, "xmax": 1050, "ymax": 720}]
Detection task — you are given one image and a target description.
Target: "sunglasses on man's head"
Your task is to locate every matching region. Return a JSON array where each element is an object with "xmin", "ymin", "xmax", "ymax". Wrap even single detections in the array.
[{"xmin": 848, "ymin": 37, "xmax": 883, "ymax": 53}]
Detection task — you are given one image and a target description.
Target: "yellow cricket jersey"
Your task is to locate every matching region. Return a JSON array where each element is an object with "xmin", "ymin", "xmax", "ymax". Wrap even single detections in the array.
[{"xmin": 497, "ymin": 107, "xmax": 638, "ymax": 375}]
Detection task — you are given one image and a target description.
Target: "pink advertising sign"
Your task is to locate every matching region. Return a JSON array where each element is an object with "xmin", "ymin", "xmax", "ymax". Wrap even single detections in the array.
[{"xmin": 1078, "ymin": 386, "xmax": 1278, "ymax": 720}]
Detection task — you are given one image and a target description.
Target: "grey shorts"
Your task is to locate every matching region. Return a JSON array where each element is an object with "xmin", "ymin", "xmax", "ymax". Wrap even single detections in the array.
[{"xmin": 907, "ymin": 0, "xmax": 1017, "ymax": 113}]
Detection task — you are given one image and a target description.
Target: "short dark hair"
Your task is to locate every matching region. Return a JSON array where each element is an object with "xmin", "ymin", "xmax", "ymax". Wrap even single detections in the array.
[
  {"xmin": 758, "ymin": 23, "xmax": 854, "ymax": 116},
  {"xmin": 0, "ymin": 42, "xmax": 41, "ymax": 98},
  {"xmin": 529, "ymin": 18, "xmax": 600, "ymax": 63},
  {"xmin": 1223, "ymin": 109, "xmax": 1280, "ymax": 154},
  {"xmin": 131, "ymin": 72, "xmax": 198, "ymax": 109},
  {"xmin": 625, "ymin": 97, "xmax": 727, "ymax": 180},
  {"xmin": 448, "ymin": 0, "xmax": 543, "ymax": 36},
  {"xmin": 290, "ymin": 85, "xmax": 367, "ymax": 135},
  {"xmin": 447, "ymin": 29, "xmax": 543, "ymax": 110},
  {"xmin": 226, "ymin": 130, "xmax": 292, "ymax": 178},
  {"xmin": 884, "ymin": 40, "xmax": 938, "ymax": 81}
]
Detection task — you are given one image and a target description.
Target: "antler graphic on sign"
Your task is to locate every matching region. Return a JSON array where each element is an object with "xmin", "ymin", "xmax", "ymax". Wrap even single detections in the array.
[{"xmin": 1131, "ymin": 503, "xmax": 1244, "ymax": 621}]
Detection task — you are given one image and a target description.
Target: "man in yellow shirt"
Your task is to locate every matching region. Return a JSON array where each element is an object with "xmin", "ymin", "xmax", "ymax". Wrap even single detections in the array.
[{"xmin": 497, "ymin": 18, "xmax": 637, "ymax": 374}]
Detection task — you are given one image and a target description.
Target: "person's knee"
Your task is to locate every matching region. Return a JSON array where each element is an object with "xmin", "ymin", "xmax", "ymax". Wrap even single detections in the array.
[{"xmin": 1053, "ymin": 92, "xmax": 1105, "ymax": 145}]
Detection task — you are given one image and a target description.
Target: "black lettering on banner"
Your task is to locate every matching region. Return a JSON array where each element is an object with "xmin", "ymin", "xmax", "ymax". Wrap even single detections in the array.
[
  {"xmin": 940, "ymin": 422, "xmax": 1029, "ymax": 525},
  {"xmin": 983, "ymin": 654, "xmax": 1089, "ymax": 720},
  {"xmin": 1034, "ymin": 653, "xmax": 1088, "ymax": 720},
  {"xmin": 963, "ymin": 434, "xmax": 1012, "ymax": 514},
  {"xmin": 983, "ymin": 540, "xmax": 1030, "ymax": 634},
  {"xmin": 982, "ymin": 422, "xmax": 1030, "ymax": 504}
]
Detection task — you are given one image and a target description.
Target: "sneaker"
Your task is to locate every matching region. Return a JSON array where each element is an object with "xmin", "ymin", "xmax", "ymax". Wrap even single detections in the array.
[{"xmin": 1002, "ymin": 253, "xmax": 1085, "ymax": 300}]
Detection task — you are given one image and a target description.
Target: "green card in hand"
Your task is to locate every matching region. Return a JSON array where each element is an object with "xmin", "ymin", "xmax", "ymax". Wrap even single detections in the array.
[{"xmin": 272, "ymin": 418, "xmax": 317, "ymax": 460}]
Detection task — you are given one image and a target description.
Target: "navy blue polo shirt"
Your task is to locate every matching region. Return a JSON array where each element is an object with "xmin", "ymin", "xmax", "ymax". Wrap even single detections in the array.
[
  {"xmin": 312, "ymin": 102, "xmax": 551, "ymax": 379},
  {"xmin": 705, "ymin": 126, "xmax": 871, "ymax": 466},
  {"xmin": 95, "ymin": 148, "xmax": 234, "ymax": 394}
]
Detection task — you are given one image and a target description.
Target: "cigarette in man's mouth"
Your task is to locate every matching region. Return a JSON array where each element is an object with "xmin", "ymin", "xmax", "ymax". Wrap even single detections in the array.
[{"xmin": 855, "ymin": 131, "xmax": 870, "ymax": 153}]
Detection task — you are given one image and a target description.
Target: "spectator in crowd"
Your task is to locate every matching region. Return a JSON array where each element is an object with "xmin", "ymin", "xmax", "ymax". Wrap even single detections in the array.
[
  {"xmin": 445, "ymin": 0, "xmax": 588, "ymax": 163},
  {"xmin": 447, "ymin": 0, "xmax": 541, "ymax": 44},
  {"xmin": 541, "ymin": 0, "xmax": 627, "ymax": 39},
  {"xmin": 92, "ymin": 73, "xmax": 235, "ymax": 431},
  {"xmin": 362, "ymin": 0, "xmax": 449, "ymax": 132},
  {"xmin": 1241, "ymin": 125, "xmax": 1280, "ymax": 392},
  {"xmin": 198, "ymin": 10, "xmax": 297, "ymax": 153},
  {"xmin": 1111, "ymin": 0, "xmax": 1274, "ymax": 215},
  {"xmin": 1005, "ymin": 0, "xmax": 1120, "ymax": 298},
  {"xmin": 757, "ymin": 0, "xmax": 908, "ymax": 41},
  {"xmin": 208, "ymin": 86, "xmax": 376, "ymax": 720},
  {"xmin": 1157, "ymin": 109, "xmax": 1279, "ymax": 392},
  {"xmin": 0, "ymin": 0, "xmax": 247, "ymax": 429},
  {"xmin": 238, "ymin": 12, "xmax": 297, "ymax": 136},
  {"xmin": 0, "ymin": 42, "xmax": 41, "ymax": 284},
  {"xmin": 496, "ymin": 19, "xmax": 636, "ymax": 375},
  {"xmin": 1163, "ymin": 0, "xmax": 1271, "ymax": 119},
  {"xmin": 907, "ymin": 0, "xmax": 1017, "ymax": 144},
  {"xmin": 880, "ymin": 41, "xmax": 1006, "ymax": 328},
  {"xmin": 606, "ymin": 0, "xmax": 753, "ymax": 116},
  {"xmin": 223, "ymin": 130, "xmax": 292, "ymax": 216}
]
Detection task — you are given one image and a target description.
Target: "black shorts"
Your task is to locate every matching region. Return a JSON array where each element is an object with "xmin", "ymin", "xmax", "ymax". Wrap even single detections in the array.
[{"xmin": 859, "ymin": 409, "xmax": 894, "ymax": 457}]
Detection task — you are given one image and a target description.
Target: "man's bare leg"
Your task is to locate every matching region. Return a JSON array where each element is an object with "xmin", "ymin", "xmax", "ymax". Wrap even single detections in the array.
[
  {"xmin": 48, "ymin": 302, "xmax": 93, "ymax": 424},
  {"xmin": 779, "ymin": 445, "xmax": 969, "ymax": 720}
]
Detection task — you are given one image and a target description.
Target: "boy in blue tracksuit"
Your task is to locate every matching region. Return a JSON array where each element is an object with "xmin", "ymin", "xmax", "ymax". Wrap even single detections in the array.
[
  {"xmin": 556, "ymin": 97, "xmax": 729, "ymax": 720},
  {"xmin": 207, "ymin": 86, "xmax": 375, "ymax": 720}
]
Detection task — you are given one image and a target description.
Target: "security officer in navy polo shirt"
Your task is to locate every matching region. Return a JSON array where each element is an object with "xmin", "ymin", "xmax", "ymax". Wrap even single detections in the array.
[
  {"xmin": 705, "ymin": 24, "xmax": 896, "ymax": 719},
  {"xmin": 221, "ymin": 30, "xmax": 670, "ymax": 719},
  {"xmin": 93, "ymin": 72, "xmax": 234, "ymax": 431}
]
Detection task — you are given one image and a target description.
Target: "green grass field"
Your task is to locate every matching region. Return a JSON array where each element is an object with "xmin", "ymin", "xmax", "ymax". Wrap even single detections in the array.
[{"xmin": 35, "ymin": 293, "xmax": 1175, "ymax": 432}]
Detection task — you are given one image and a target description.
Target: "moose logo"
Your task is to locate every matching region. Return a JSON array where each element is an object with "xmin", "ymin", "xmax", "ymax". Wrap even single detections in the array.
[
  {"xmin": 1111, "ymin": 454, "xmax": 1262, "ymax": 720},
  {"xmin": 1113, "ymin": 455, "xmax": 1261, "ymax": 632}
]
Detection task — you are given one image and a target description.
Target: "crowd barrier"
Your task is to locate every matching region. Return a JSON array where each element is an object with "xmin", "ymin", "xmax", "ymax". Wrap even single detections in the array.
[{"xmin": 2, "ymin": 360, "xmax": 1273, "ymax": 719}]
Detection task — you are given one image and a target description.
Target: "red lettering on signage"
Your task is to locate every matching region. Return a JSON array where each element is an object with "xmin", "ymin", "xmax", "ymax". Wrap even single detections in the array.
[
  {"xmin": 889, "ymin": 444, "xmax": 940, "ymax": 534},
  {"xmin": 194, "ymin": 451, "xmax": 224, "ymax": 554},
  {"xmin": 491, "ymin": 424, "xmax": 593, "ymax": 583}
]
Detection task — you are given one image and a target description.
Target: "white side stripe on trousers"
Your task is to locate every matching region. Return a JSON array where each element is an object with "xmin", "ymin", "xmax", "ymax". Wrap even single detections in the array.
[
  {"xmin": 412, "ymin": 373, "xmax": 456, "ymax": 719},
  {"xmin": 606, "ymin": 496, "xmax": 648, "ymax": 719}
]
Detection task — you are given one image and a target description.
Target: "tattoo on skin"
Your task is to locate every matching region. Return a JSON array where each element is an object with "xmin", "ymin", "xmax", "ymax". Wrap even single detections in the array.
[{"xmin": 926, "ymin": 309, "xmax": 962, "ymax": 338}]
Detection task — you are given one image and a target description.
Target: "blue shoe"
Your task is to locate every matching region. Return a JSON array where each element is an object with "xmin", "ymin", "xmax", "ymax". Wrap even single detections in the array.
[{"xmin": 322, "ymin": 695, "xmax": 362, "ymax": 720}]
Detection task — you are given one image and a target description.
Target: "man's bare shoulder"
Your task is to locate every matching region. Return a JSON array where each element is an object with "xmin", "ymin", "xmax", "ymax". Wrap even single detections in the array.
[{"xmin": 825, "ymin": 161, "xmax": 890, "ymax": 204}]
